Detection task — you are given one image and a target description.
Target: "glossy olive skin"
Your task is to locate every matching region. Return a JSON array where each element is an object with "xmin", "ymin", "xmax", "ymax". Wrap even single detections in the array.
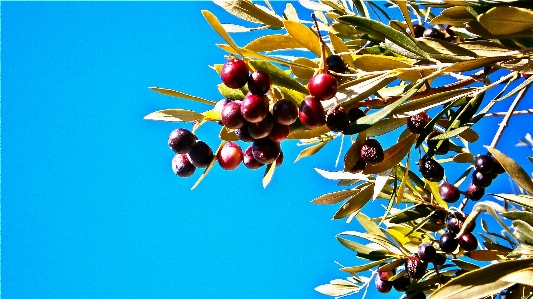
[
  {"xmin": 220, "ymin": 58, "xmax": 249, "ymax": 89},
  {"xmin": 439, "ymin": 231, "xmax": 459, "ymax": 253},
  {"xmin": 217, "ymin": 142, "xmax": 243, "ymax": 171},
  {"xmin": 299, "ymin": 96, "xmax": 326, "ymax": 129},
  {"xmin": 247, "ymin": 70, "xmax": 272, "ymax": 95},
  {"xmin": 168, "ymin": 128, "xmax": 196, "ymax": 154},
  {"xmin": 172, "ymin": 154, "xmax": 196, "ymax": 177},
  {"xmin": 273, "ymin": 99, "xmax": 299, "ymax": 125},
  {"xmin": 439, "ymin": 182, "xmax": 461, "ymax": 203},
  {"xmin": 241, "ymin": 93, "xmax": 269, "ymax": 123},
  {"xmin": 308, "ymin": 73, "xmax": 338, "ymax": 101}
]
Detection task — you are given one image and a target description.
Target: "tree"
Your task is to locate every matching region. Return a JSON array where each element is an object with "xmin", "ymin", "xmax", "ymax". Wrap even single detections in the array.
[{"xmin": 145, "ymin": 1, "xmax": 533, "ymax": 298}]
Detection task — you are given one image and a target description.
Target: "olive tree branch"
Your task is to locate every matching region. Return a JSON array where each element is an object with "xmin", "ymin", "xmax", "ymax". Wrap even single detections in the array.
[{"xmin": 489, "ymin": 85, "xmax": 531, "ymax": 149}]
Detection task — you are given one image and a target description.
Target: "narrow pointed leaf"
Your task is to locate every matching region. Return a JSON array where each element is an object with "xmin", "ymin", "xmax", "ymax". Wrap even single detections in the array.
[
  {"xmin": 364, "ymin": 134, "xmax": 417, "ymax": 175},
  {"xmin": 427, "ymin": 259, "xmax": 533, "ymax": 299},
  {"xmin": 341, "ymin": 258, "xmax": 393, "ymax": 274},
  {"xmin": 356, "ymin": 213, "xmax": 386, "ymax": 237},
  {"xmin": 191, "ymin": 140, "xmax": 225, "ymax": 190},
  {"xmin": 150, "ymin": 87, "xmax": 216, "ymax": 105},
  {"xmin": 287, "ymin": 124, "xmax": 329, "ymax": 139},
  {"xmin": 202, "ymin": 10, "xmax": 243, "ymax": 57},
  {"xmin": 336, "ymin": 237, "xmax": 392, "ymax": 260},
  {"xmin": 217, "ymin": 83, "xmax": 246, "ymax": 101},
  {"xmin": 248, "ymin": 60, "xmax": 309, "ymax": 94},
  {"xmin": 244, "ymin": 34, "xmax": 304, "ymax": 52},
  {"xmin": 344, "ymin": 79, "xmax": 425, "ymax": 134},
  {"xmin": 312, "ymin": 189, "xmax": 361, "ymax": 205},
  {"xmin": 283, "ymin": 20, "xmax": 322, "ymax": 56},
  {"xmin": 213, "ymin": 0, "xmax": 283, "ymax": 27},
  {"xmin": 338, "ymin": 15, "xmax": 427, "ymax": 58},
  {"xmin": 144, "ymin": 109, "xmax": 204, "ymax": 122},
  {"xmin": 487, "ymin": 146, "xmax": 533, "ymax": 194},
  {"xmin": 333, "ymin": 184, "xmax": 374, "ymax": 219},
  {"xmin": 262, "ymin": 163, "xmax": 276, "ymax": 188},
  {"xmin": 478, "ymin": 6, "xmax": 533, "ymax": 35},
  {"xmin": 295, "ymin": 141, "xmax": 328, "ymax": 162},
  {"xmin": 314, "ymin": 168, "xmax": 370, "ymax": 181}
]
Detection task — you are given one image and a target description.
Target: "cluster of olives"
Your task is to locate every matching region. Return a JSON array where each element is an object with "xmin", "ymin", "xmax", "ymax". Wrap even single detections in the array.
[{"xmin": 406, "ymin": 24, "xmax": 456, "ymax": 41}]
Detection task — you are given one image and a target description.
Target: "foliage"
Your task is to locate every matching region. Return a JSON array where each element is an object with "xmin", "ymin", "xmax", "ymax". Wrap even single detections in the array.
[{"xmin": 145, "ymin": 1, "xmax": 533, "ymax": 298}]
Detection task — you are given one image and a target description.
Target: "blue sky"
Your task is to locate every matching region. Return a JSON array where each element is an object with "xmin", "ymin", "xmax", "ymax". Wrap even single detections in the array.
[{"xmin": 3, "ymin": 2, "xmax": 533, "ymax": 299}]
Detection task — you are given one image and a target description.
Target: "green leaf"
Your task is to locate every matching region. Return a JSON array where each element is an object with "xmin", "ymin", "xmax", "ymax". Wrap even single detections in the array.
[
  {"xmin": 213, "ymin": 0, "xmax": 283, "ymax": 27},
  {"xmin": 344, "ymin": 80, "xmax": 426, "ymax": 134},
  {"xmin": 415, "ymin": 37, "xmax": 477, "ymax": 62},
  {"xmin": 202, "ymin": 10, "xmax": 243, "ymax": 57},
  {"xmin": 502, "ymin": 211, "xmax": 533, "ymax": 226},
  {"xmin": 337, "ymin": 73, "xmax": 397, "ymax": 108},
  {"xmin": 427, "ymin": 259, "xmax": 533, "ymax": 299},
  {"xmin": 453, "ymin": 153, "xmax": 475, "ymax": 163},
  {"xmin": 364, "ymin": 134, "xmax": 417, "ymax": 175},
  {"xmin": 513, "ymin": 219, "xmax": 533, "ymax": 244},
  {"xmin": 283, "ymin": 20, "xmax": 321, "ymax": 56},
  {"xmin": 486, "ymin": 147, "xmax": 533, "ymax": 195},
  {"xmin": 311, "ymin": 189, "xmax": 361, "ymax": 205},
  {"xmin": 277, "ymin": 86, "xmax": 306, "ymax": 105},
  {"xmin": 366, "ymin": 118, "xmax": 406, "ymax": 137},
  {"xmin": 339, "ymin": 231, "xmax": 402, "ymax": 255},
  {"xmin": 393, "ymin": 88, "xmax": 477, "ymax": 116},
  {"xmin": 248, "ymin": 60, "xmax": 309, "ymax": 94},
  {"xmin": 217, "ymin": 83, "xmax": 246, "ymax": 101},
  {"xmin": 500, "ymin": 268, "xmax": 533, "ymax": 286},
  {"xmin": 294, "ymin": 141, "xmax": 329, "ymax": 162},
  {"xmin": 144, "ymin": 109, "xmax": 204, "ymax": 122},
  {"xmin": 336, "ymin": 237, "xmax": 392, "ymax": 261},
  {"xmin": 341, "ymin": 258, "xmax": 393, "ymax": 274},
  {"xmin": 333, "ymin": 184, "xmax": 374, "ymax": 219},
  {"xmin": 150, "ymin": 87, "xmax": 216, "ymax": 105},
  {"xmin": 389, "ymin": 205, "xmax": 433, "ymax": 224},
  {"xmin": 287, "ymin": 124, "xmax": 329, "ymax": 140},
  {"xmin": 478, "ymin": 6, "xmax": 533, "ymax": 35},
  {"xmin": 244, "ymin": 34, "xmax": 304, "ymax": 52},
  {"xmin": 356, "ymin": 213, "xmax": 386, "ymax": 238},
  {"xmin": 338, "ymin": 15, "xmax": 427, "ymax": 58}
]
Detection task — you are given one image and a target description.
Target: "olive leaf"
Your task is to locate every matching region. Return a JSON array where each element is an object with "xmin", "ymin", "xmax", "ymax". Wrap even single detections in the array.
[
  {"xmin": 213, "ymin": 0, "xmax": 283, "ymax": 27},
  {"xmin": 295, "ymin": 140, "xmax": 329, "ymax": 162},
  {"xmin": 262, "ymin": 163, "xmax": 276, "ymax": 188},
  {"xmin": 191, "ymin": 140, "xmax": 226, "ymax": 190},
  {"xmin": 311, "ymin": 189, "xmax": 362, "ymax": 205},
  {"xmin": 341, "ymin": 258, "xmax": 393, "ymax": 274},
  {"xmin": 333, "ymin": 184, "xmax": 375, "ymax": 219},
  {"xmin": 150, "ymin": 87, "xmax": 216, "ymax": 105},
  {"xmin": 244, "ymin": 34, "xmax": 304, "ymax": 52},
  {"xmin": 144, "ymin": 109, "xmax": 204, "ymax": 122},
  {"xmin": 427, "ymin": 259, "xmax": 533, "ymax": 299},
  {"xmin": 283, "ymin": 20, "xmax": 322, "ymax": 56},
  {"xmin": 202, "ymin": 10, "xmax": 244, "ymax": 57},
  {"xmin": 477, "ymin": 6, "xmax": 533, "ymax": 35},
  {"xmin": 338, "ymin": 15, "xmax": 428, "ymax": 58},
  {"xmin": 486, "ymin": 146, "xmax": 533, "ymax": 195},
  {"xmin": 248, "ymin": 60, "xmax": 309, "ymax": 94},
  {"xmin": 336, "ymin": 237, "xmax": 393, "ymax": 261}
]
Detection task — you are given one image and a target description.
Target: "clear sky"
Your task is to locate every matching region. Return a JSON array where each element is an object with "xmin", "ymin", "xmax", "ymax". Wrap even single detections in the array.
[{"xmin": 3, "ymin": 2, "xmax": 532, "ymax": 299}]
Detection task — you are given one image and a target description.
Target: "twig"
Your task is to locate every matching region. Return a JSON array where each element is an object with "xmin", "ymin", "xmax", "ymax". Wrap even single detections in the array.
[
  {"xmin": 489, "ymin": 85, "xmax": 530, "ymax": 149},
  {"xmin": 484, "ymin": 109, "xmax": 533, "ymax": 117}
]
